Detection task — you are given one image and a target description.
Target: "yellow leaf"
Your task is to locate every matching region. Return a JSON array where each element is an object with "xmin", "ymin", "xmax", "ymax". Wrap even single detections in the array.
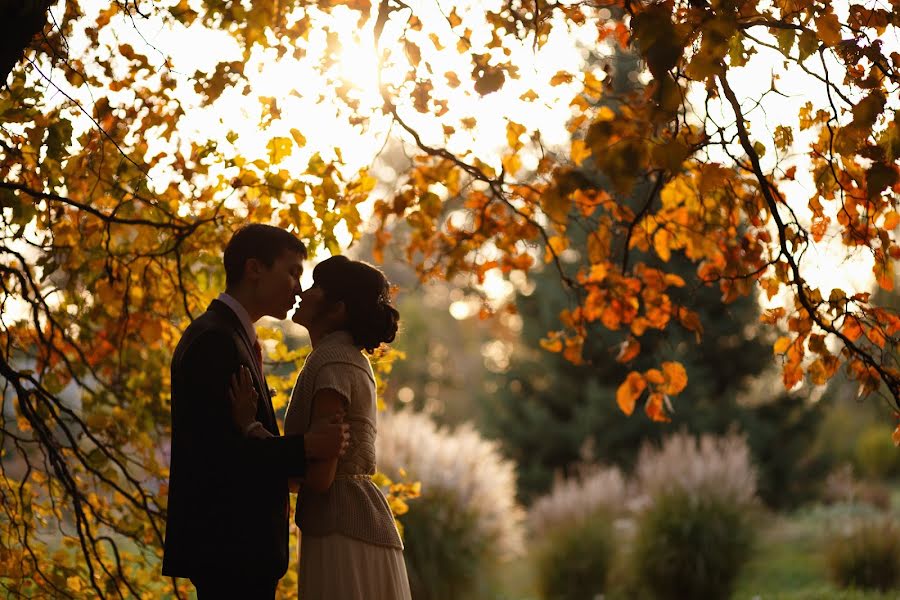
[
  {"xmin": 773, "ymin": 336, "xmax": 791, "ymax": 354},
  {"xmin": 596, "ymin": 106, "xmax": 616, "ymax": 122},
  {"xmin": 583, "ymin": 70, "xmax": 604, "ymax": 98},
  {"xmin": 266, "ymin": 136, "xmax": 292, "ymax": 164},
  {"xmin": 506, "ymin": 121, "xmax": 527, "ymax": 150},
  {"xmin": 616, "ymin": 371, "xmax": 646, "ymax": 416},
  {"xmin": 545, "ymin": 236, "xmax": 568, "ymax": 262},
  {"xmin": 571, "ymin": 139, "xmax": 591, "ymax": 165},
  {"xmin": 653, "ymin": 228, "xmax": 671, "ymax": 262},
  {"xmin": 289, "ymin": 128, "xmax": 306, "ymax": 148}
]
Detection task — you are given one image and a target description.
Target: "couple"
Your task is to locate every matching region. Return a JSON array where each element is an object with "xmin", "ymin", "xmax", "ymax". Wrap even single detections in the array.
[{"xmin": 161, "ymin": 224, "xmax": 411, "ymax": 599}]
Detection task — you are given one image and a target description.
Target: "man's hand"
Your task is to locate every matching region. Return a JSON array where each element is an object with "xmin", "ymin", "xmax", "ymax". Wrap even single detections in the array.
[
  {"xmin": 228, "ymin": 365, "xmax": 259, "ymax": 432},
  {"xmin": 304, "ymin": 413, "xmax": 350, "ymax": 460}
]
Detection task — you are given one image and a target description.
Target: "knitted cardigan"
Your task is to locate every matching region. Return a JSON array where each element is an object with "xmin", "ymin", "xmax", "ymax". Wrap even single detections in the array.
[{"xmin": 284, "ymin": 331, "xmax": 402, "ymax": 549}]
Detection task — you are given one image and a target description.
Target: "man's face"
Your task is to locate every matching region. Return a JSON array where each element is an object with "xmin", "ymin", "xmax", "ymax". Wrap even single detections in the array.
[{"xmin": 255, "ymin": 250, "xmax": 304, "ymax": 319}]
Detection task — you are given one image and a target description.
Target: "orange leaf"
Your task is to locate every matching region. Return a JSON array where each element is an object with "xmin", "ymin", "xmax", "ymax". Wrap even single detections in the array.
[
  {"xmin": 616, "ymin": 337, "xmax": 641, "ymax": 363},
  {"xmin": 893, "ymin": 422, "xmax": 900, "ymax": 447},
  {"xmin": 571, "ymin": 139, "xmax": 591, "ymax": 165},
  {"xmin": 661, "ymin": 361, "xmax": 688, "ymax": 395},
  {"xmin": 645, "ymin": 392, "xmax": 671, "ymax": 422},
  {"xmin": 550, "ymin": 70, "xmax": 573, "ymax": 86},
  {"xmin": 563, "ymin": 336, "xmax": 584, "ymax": 364},
  {"xmin": 540, "ymin": 333, "xmax": 563, "ymax": 353},
  {"xmin": 842, "ymin": 316, "xmax": 863, "ymax": 342},
  {"xmin": 616, "ymin": 372, "xmax": 646, "ymax": 416},
  {"xmin": 644, "ymin": 368, "xmax": 665, "ymax": 385},
  {"xmin": 678, "ymin": 307, "xmax": 703, "ymax": 342}
]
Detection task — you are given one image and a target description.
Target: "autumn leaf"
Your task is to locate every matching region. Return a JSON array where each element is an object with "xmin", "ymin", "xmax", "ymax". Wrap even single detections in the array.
[
  {"xmin": 644, "ymin": 392, "xmax": 671, "ymax": 423},
  {"xmin": 842, "ymin": 316, "xmax": 864, "ymax": 342},
  {"xmin": 616, "ymin": 371, "xmax": 647, "ymax": 416},
  {"xmin": 289, "ymin": 128, "xmax": 307, "ymax": 148},
  {"xmin": 550, "ymin": 71, "xmax": 573, "ymax": 86},
  {"xmin": 661, "ymin": 361, "xmax": 688, "ymax": 395},
  {"xmin": 540, "ymin": 332, "xmax": 564, "ymax": 353},
  {"xmin": 815, "ymin": 12, "xmax": 842, "ymax": 46},
  {"xmin": 267, "ymin": 136, "xmax": 293, "ymax": 164},
  {"xmin": 616, "ymin": 337, "xmax": 641, "ymax": 363},
  {"xmin": 773, "ymin": 336, "xmax": 791, "ymax": 355}
]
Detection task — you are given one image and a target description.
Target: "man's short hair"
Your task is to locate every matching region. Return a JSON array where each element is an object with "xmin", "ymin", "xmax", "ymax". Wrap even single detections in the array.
[{"xmin": 223, "ymin": 224, "xmax": 307, "ymax": 288}]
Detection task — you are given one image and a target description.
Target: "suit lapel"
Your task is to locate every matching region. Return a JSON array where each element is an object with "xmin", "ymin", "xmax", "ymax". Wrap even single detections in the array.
[{"xmin": 209, "ymin": 300, "xmax": 278, "ymax": 431}]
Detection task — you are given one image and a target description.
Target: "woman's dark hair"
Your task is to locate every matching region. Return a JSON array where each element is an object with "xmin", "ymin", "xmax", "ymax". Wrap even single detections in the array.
[
  {"xmin": 224, "ymin": 224, "xmax": 307, "ymax": 288},
  {"xmin": 312, "ymin": 256, "xmax": 399, "ymax": 353}
]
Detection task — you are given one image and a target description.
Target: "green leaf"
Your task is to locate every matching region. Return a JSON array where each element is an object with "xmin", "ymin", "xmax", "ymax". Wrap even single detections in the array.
[
  {"xmin": 776, "ymin": 29, "xmax": 796, "ymax": 54},
  {"xmin": 753, "ymin": 141, "xmax": 767, "ymax": 158},
  {"xmin": 797, "ymin": 30, "xmax": 818, "ymax": 62}
]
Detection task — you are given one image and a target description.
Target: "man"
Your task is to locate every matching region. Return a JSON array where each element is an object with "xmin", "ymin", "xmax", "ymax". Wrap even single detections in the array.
[{"xmin": 162, "ymin": 224, "xmax": 348, "ymax": 598}]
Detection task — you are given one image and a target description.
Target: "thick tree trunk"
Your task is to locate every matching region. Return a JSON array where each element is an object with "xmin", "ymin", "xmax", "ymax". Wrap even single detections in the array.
[{"xmin": 1, "ymin": 0, "xmax": 55, "ymax": 85}]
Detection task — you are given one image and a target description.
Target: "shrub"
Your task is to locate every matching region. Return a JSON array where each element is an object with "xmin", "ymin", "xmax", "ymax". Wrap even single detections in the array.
[
  {"xmin": 376, "ymin": 410, "xmax": 524, "ymax": 600},
  {"xmin": 635, "ymin": 430, "xmax": 757, "ymax": 507},
  {"xmin": 631, "ymin": 490, "xmax": 754, "ymax": 600},
  {"xmin": 534, "ymin": 511, "xmax": 614, "ymax": 600},
  {"xmin": 827, "ymin": 518, "xmax": 900, "ymax": 591},
  {"xmin": 529, "ymin": 466, "xmax": 627, "ymax": 537},
  {"xmin": 854, "ymin": 425, "xmax": 900, "ymax": 480},
  {"xmin": 629, "ymin": 432, "xmax": 758, "ymax": 600}
]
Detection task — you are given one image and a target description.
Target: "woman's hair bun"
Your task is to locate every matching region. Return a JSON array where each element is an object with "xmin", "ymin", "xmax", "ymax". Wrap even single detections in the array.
[{"xmin": 312, "ymin": 256, "xmax": 400, "ymax": 353}]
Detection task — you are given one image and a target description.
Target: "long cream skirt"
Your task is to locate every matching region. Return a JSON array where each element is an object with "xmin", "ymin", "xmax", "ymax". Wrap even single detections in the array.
[{"xmin": 298, "ymin": 532, "xmax": 412, "ymax": 600}]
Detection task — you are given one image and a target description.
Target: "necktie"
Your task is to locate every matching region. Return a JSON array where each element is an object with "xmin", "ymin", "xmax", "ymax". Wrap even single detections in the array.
[{"xmin": 253, "ymin": 339, "xmax": 263, "ymax": 371}]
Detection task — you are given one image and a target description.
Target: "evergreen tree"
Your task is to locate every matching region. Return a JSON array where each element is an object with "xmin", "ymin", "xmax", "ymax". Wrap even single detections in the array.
[{"xmin": 481, "ymin": 44, "xmax": 822, "ymax": 508}]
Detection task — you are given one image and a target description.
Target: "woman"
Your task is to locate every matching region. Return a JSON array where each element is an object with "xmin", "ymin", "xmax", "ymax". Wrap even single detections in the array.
[{"xmin": 232, "ymin": 255, "xmax": 410, "ymax": 599}]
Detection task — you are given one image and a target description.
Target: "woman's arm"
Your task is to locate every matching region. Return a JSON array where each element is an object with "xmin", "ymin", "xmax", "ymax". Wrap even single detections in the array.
[{"xmin": 304, "ymin": 388, "xmax": 348, "ymax": 493}]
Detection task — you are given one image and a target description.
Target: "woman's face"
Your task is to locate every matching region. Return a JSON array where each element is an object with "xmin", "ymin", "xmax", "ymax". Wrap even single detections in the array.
[{"xmin": 291, "ymin": 283, "xmax": 331, "ymax": 328}]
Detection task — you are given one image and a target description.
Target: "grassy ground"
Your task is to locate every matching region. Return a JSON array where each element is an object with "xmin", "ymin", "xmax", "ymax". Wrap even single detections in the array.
[
  {"xmin": 497, "ymin": 500, "xmax": 900, "ymax": 600},
  {"xmin": 733, "ymin": 502, "xmax": 897, "ymax": 600}
]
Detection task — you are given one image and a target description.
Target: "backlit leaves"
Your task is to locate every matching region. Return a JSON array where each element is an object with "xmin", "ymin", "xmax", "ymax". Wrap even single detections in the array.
[{"xmin": 5, "ymin": 0, "xmax": 900, "ymax": 593}]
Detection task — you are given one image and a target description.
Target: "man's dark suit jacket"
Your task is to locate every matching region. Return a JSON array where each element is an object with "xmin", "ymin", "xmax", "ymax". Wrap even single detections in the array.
[{"xmin": 162, "ymin": 299, "xmax": 306, "ymax": 581}]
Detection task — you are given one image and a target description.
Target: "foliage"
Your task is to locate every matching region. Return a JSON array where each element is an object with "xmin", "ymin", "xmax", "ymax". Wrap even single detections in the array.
[
  {"xmin": 826, "ymin": 518, "xmax": 900, "ymax": 592},
  {"xmin": 376, "ymin": 409, "xmax": 524, "ymax": 600},
  {"xmin": 855, "ymin": 425, "xmax": 900, "ymax": 480},
  {"xmin": 528, "ymin": 466, "xmax": 628, "ymax": 538},
  {"xmin": 634, "ymin": 430, "xmax": 758, "ymax": 506},
  {"xmin": 2, "ymin": 0, "xmax": 900, "ymax": 593},
  {"xmin": 733, "ymin": 502, "xmax": 893, "ymax": 599},
  {"xmin": 534, "ymin": 510, "xmax": 615, "ymax": 600},
  {"xmin": 631, "ymin": 490, "xmax": 755, "ymax": 600},
  {"xmin": 627, "ymin": 432, "xmax": 758, "ymax": 599}
]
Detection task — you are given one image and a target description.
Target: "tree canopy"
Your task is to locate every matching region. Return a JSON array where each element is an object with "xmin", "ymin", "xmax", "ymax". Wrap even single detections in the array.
[{"xmin": 1, "ymin": 0, "xmax": 899, "ymax": 596}]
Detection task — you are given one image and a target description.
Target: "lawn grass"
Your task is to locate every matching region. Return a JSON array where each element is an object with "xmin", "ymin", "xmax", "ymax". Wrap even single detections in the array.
[
  {"xmin": 733, "ymin": 502, "xmax": 897, "ymax": 600},
  {"xmin": 497, "ymin": 500, "xmax": 900, "ymax": 600}
]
